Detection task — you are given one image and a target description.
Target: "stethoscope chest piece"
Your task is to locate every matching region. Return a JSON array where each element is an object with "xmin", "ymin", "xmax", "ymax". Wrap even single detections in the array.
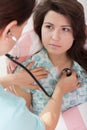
[{"xmin": 62, "ymin": 68, "xmax": 72, "ymax": 76}]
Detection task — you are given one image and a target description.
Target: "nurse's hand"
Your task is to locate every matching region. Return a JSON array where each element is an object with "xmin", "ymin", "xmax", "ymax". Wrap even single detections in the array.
[{"xmin": 0, "ymin": 62, "xmax": 49, "ymax": 90}]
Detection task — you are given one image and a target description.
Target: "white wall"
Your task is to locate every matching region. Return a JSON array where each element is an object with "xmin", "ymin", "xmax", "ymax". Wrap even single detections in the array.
[{"xmin": 78, "ymin": 0, "xmax": 87, "ymax": 24}]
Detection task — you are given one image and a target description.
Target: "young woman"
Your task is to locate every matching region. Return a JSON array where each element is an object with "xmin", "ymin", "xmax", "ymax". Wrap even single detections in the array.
[
  {"xmin": 15, "ymin": 0, "xmax": 87, "ymax": 115},
  {"xmin": 0, "ymin": 0, "xmax": 79, "ymax": 130}
]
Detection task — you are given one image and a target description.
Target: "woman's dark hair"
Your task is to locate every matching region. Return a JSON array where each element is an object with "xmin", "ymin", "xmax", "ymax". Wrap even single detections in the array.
[
  {"xmin": 33, "ymin": 0, "xmax": 87, "ymax": 72},
  {"xmin": 0, "ymin": 0, "xmax": 35, "ymax": 29}
]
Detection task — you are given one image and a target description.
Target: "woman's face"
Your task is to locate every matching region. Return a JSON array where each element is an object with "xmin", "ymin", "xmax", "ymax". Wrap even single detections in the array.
[
  {"xmin": 0, "ymin": 21, "xmax": 26, "ymax": 56},
  {"xmin": 41, "ymin": 10, "xmax": 74, "ymax": 56}
]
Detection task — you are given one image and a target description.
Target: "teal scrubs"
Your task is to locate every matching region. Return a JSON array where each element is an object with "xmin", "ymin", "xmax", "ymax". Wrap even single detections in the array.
[{"xmin": 0, "ymin": 85, "xmax": 45, "ymax": 130}]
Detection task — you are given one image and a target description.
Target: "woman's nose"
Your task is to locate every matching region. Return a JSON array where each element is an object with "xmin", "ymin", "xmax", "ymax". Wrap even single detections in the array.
[{"xmin": 52, "ymin": 30, "xmax": 60, "ymax": 41}]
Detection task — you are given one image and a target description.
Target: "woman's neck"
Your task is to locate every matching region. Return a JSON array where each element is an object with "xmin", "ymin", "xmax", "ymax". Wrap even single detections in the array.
[{"xmin": 48, "ymin": 53, "xmax": 73, "ymax": 72}]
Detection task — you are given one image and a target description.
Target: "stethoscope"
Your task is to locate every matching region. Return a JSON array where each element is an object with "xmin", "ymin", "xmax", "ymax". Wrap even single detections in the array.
[
  {"xmin": 5, "ymin": 34, "xmax": 72, "ymax": 97},
  {"xmin": 5, "ymin": 53, "xmax": 72, "ymax": 97}
]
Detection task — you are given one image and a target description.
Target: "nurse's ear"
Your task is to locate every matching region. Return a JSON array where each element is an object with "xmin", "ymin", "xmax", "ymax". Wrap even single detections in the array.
[{"xmin": 2, "ymin": 20, "xmax": 17, "ymax": 39}]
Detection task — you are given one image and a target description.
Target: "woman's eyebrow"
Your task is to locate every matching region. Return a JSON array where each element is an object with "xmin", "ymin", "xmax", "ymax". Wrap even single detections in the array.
[
  {"xmin": 61, "ymin": 25, "xmax": 72, "ymax": 28},
  {"xmin": 43, "ymin": 22, "xmax": 53, "ymax": 25}
]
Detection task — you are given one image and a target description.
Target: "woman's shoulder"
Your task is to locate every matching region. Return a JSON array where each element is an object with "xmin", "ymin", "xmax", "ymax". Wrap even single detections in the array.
[
  {"xmin": 73, "ymin": 61, "xmax": 87, "ymax": 79},
  {"xmin": 73, "ymin": 61, "xmax": 85, "ymax": 72},
  {"xmin": 22, "ymin": 48, "xmax": 50, "ymax": 67}
]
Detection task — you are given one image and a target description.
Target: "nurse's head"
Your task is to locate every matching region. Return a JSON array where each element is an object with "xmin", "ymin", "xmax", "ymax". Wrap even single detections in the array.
[{"xmin": 0, "ymin": 0, "xmax": 35, "ymax": 55}]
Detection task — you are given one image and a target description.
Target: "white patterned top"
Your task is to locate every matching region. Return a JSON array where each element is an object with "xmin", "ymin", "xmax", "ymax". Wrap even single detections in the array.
[{"xmin": 16, "ymin": 48, "xmax": 87, "ymax": 115}]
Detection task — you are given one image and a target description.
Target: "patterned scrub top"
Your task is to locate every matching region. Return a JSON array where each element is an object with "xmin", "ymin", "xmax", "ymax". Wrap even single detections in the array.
[{"xmin": 16, "ymin": 48, "xmax": 87, "ymax": 115}]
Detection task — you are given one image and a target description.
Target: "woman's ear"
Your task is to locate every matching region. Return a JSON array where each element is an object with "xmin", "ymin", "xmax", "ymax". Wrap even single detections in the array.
[{"xmin": 2, "ymin": 20, "xmax": 17, "ymax": 39}]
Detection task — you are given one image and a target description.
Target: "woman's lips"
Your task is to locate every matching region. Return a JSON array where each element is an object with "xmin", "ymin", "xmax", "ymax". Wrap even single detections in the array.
[{"xmin": 49, "ymin": 44, "xmax": 61, "ymax": 48}]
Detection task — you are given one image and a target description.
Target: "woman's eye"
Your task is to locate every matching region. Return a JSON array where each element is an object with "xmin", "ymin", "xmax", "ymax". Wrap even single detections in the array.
[
  {"xmin": 45, "ymin": 25, "xmax": 53, "ymax": 30},
  {"xmin": 62, "ymin": 28, "xmax": 70, "ymax": 32}
]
